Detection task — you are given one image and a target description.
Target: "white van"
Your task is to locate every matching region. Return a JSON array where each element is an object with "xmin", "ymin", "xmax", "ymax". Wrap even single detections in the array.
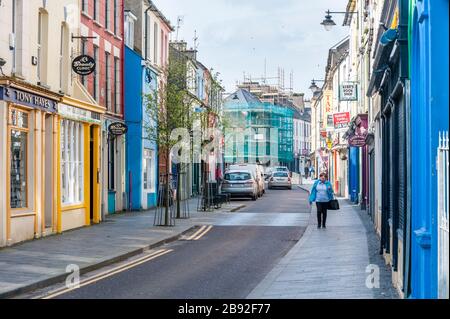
[{"xmin": 229, "ymin": 164, "xmax": 265, "ymax": 197}]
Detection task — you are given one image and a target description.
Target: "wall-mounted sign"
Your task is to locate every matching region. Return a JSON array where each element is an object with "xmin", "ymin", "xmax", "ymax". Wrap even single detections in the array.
[
  {"xmin": 339, "ymin": 82, "xmax": 358, "ymax": 101},
  {"xmin": 0, "ymin": 85, "xmax": 57, "ymax": 112},
  {"xmin": 323, "ymin": 90, "xmax": 333, "ymax": 129},
  {"xmin": 326, "ymin": 114, "xmax": 334, "ymax": 131},
  {"xmin": 58, "ymin": 103, "xmax": 101, "ymax": 124},
  {"xmin": 108, "ymin": 122, "xmax": 128, "ymax": 136},
  {"xmin": 72, "ymin": 55, "xmax": 96, "ymax": 76},
  {"xmin": 333, "ymin": 112, "xmax": 351, "ymax": 131}
]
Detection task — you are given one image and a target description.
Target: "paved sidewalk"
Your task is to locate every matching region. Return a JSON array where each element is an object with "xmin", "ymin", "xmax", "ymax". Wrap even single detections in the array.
[
  {"xmin": 247, "ymin": 199, "xmax": 399, "ymax": 299},
  {"xmin": 0, "ymin": 198, "xmax": 242, "ymax": 298}
]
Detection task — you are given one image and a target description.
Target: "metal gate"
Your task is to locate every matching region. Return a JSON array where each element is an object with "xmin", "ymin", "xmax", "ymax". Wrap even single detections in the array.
[{"xmin": 437, "ymin": 131, "xmax": 449, "ymax": 299}]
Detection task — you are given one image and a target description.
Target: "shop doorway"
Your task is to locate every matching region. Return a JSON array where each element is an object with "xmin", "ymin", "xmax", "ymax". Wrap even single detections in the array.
[
  {"xmin": 90, "ymin": 125, "xmax": 94, "ymax": 222},
  {"xmin": 44, "ymin": 114, "xmax": 54, "ymax": 231}
]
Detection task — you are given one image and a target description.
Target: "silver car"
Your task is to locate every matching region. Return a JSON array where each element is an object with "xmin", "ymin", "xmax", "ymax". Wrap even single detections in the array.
[
  {"xmin": 268, "ymin": 171, "xmax": 292, "ymax": 190},
  {"xmin": 222, "ymin": 170, "xmax": 258, "ymax": 200}
]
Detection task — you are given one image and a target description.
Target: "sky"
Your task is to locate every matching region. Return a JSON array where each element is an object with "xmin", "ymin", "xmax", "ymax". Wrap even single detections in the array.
[{"xmin": 152, "ymin": 0, "xmax": 350, "ymax": 99}]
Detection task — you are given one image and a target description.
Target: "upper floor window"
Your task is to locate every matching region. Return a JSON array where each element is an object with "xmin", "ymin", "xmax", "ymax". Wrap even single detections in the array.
[
  {"xmin": 114, "ymin": 0, "xmax": 119, "ymax": 34},
  {"xmin": 93, "ymin": 0, "xmax": 99, "ymax": 21},
  {"xmin": 153, "ymin": 22, "xmax": 158, "ymax": 64},
  {"xmin": 124, "ymin": 11, "xmax": 137, "ymax": 48},
  {"xmin": 105, "ymin": 0, "xmax": 109, "ymax": 29},
  {"xmin": 82, "ymin": 0, "xmax": 88, "ymax": 13}
]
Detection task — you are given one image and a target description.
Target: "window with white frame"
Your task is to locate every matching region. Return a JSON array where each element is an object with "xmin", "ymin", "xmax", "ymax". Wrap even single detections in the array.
[
  {"xmin": 124, "ymin": 11, "xmax": 135, "ymax": 48},
  {"xmin": 93, "ymin": 0, "xmax": 99, "ymax": 21},
  {"xmin": 143, "ymin": 149, "xmax": 154, "ymax": 191},
  {"xmin": 61, "ymin": 119, "xmax": 84, "ymax": 205},
  {"xmin": 114, "ymin": 57, "xmax": 121, "ymax": 114},
  {"xmin": 105, "ymin": 0, "xmax": 109, "ymax": 29},
  {"xmin": 82, "ymin": 0, "xmax": 88, "ymax": 13}
]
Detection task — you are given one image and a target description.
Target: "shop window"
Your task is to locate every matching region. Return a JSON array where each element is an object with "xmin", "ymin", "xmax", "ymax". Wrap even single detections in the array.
[
  {"xmin": 61, "ymin": 119, "xmax": 84, "ymax": 205},
  {"xmin": 143, "ymin": 149, "xmax": 155, "ymax": 191},
  {"xmin": 10, "ymin": 109, "xmax": 29, "ymax": 209}
]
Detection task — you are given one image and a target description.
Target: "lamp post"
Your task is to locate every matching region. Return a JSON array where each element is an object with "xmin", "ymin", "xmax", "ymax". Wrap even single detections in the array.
[
  {"xmin": 309, "ymin": 79, "xmax": 325, "ymax": 94},
  {"xmin": 320, "ymin": 10, "xmax": 358, "ymax": 31}
]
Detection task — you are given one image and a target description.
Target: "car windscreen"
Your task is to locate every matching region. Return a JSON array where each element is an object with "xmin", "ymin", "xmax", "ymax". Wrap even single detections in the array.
[
  {"xmin": 273, "ymin": 172, "xmax": 288, "ymax": 177},
  {"xmin": 224, "ymin": 172, "xmax": 252, "ymax": 181}
]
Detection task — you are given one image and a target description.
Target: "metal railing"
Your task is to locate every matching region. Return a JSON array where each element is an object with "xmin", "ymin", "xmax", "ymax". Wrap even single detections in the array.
[{"xmin": 437, "ymin": 131, "xmax": 449, "ymax": 299}]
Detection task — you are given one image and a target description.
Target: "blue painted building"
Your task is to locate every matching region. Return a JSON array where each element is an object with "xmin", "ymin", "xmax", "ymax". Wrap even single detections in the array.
[
  {"xmin": 124, "ymin": 46, "xmax": 158, "ymax": 211},
  {"xmin": 410, "ymin": 0, "xmax": 449, "ymax": 299}
]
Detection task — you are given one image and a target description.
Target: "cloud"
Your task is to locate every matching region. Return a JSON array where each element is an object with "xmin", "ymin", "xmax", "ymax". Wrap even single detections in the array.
[{"xmin": 152, "ymin": 0, "xmax": 350, "ymax": 96}]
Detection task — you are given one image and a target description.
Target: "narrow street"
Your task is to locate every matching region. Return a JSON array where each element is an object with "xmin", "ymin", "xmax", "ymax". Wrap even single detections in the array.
[{"xmin": 22, "ymin": 187, "xmax": 311, "ymax": 299}]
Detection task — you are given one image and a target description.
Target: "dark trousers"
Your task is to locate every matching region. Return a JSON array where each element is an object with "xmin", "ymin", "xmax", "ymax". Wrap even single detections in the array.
[{"xmin": 316, "ymin": 202, "xmax": 328, "ymax": 227}]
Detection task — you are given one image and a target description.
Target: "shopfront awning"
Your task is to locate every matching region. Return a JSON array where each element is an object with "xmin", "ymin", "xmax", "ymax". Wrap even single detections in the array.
[{"xmin": 367, "ymin": 28, "xmax": 398, "ymax": 97}]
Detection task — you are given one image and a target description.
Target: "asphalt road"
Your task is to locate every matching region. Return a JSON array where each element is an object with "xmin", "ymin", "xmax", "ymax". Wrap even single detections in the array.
[{"xmin": 42, "ymin": 187, "xmax": 311, "ymax": 299}]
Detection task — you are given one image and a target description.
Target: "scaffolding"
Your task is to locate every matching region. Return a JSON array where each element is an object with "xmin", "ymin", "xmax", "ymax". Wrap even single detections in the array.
[{"xmin": 224, "ymin": 100, "xmax": 294, "ymax": 166}]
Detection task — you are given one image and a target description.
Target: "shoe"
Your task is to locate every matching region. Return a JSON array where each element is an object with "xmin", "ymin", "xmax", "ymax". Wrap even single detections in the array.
[
  {"xmin": 322, "ymin": 225, "xmax": 326, "ymax": 229},
  {"xmin": 317, "ymin": 225, "xmax": 321, "ymax": 229}
]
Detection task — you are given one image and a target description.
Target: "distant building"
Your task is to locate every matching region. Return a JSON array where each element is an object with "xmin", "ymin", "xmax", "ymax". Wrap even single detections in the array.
[{"xmin": 223, "ymin": 89, "xmax": 294, "ymax": 167}]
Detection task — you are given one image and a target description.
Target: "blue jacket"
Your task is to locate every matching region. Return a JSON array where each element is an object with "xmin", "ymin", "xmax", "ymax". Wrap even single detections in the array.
[{"xmin": 309, "ymin": 180, "xmax": 334, "ymax": 203}]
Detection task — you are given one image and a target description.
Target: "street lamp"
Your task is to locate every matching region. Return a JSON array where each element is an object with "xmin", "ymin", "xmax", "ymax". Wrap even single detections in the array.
[
  {"xmin": 320, "ymin": 10, "xmax": 358, "ymax": 31},
  {"xmin": 321, "ymin": 10, "xmax": 336, "ymax": 31},
  {"xmin": 309, "ymin": 79, "xmax": 325, "ymax": 94}
]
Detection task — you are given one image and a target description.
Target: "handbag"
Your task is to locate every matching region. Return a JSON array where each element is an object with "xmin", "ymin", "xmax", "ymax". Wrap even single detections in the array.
[{"xmin": 328, "ymin": 199, "xmax": 340, "ymax": 210}]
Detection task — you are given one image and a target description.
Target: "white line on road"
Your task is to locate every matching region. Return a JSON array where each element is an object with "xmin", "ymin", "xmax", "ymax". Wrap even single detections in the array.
[{"xmin": 39, "ymin": 249, "xmax": 173, "ymax": 299}]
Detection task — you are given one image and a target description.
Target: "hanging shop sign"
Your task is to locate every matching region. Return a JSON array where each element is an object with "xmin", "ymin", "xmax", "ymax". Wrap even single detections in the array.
[
  {"xmin": 339, "ymin": 82, "xmax": 358, "ymax": 101},
  {"xmin": 58, "ymin": 103, "xmax": 101, "ymax": 124},
  {"xmin": 0, "ymin": 85, "xmax": 57, "ymax": 112},
  {"xmin": 108, "ymin": 122, "xmax": 128, "ymax": 136},
  {"xmin": 333, "ymin": 112, "xmax": 351, "ymax": 131},
  {"xmin": 347, "ymin": 114, "xmax": 368, "ymax": 147},
  {"xmin": 72, "ymin": 55, "xmax": 96, "ymax": 76}
]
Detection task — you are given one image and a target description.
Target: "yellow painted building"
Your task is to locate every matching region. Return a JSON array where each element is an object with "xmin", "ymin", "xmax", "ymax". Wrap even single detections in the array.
[{"xmin": 0, "ymin": 1, "xmax": 105, "ymax": 246}]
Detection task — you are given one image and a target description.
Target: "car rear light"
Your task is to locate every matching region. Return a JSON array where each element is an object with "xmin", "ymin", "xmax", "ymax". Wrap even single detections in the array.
[
  {"xmin": 270, "ymin": 177, "xmax": 274, "ymax": 182},
  {"xmin": 245, "ymin": 181, "xmax": 254, "ymax": 187},
  {"xmin": 288, "ymin": 178, "xmax": 291, "ymax": 182}
]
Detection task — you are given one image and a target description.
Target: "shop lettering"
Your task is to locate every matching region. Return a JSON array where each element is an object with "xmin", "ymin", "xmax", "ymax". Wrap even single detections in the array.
[{"xmin": 13, "ymin": 90, "xmax": 54, "ymax": 110}]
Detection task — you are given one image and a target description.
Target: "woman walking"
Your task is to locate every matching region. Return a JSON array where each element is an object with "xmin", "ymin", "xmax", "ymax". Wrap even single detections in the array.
[{"xmin": 309, "ymin": 172, "xmax": 335, "ymax": 229}]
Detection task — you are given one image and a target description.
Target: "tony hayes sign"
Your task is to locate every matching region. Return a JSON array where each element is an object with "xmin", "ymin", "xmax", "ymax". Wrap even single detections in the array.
[
  {"xmin": 339, "ymin": 82, "xmax": 358, "ymax": 101},
  {"xmin": 333, "ymin": 112, "xmax": 351, "ymax": 131},
  {"xmin": 0, "ymin": 86, "xmax": 57, "ymax": 112}
]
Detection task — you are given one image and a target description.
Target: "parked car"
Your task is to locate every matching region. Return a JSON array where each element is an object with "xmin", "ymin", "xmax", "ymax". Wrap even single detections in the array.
[
  {"xmin": 273, "ymin": 166, "xmax": 292, "ymax": 177},
  {"xmin": 268, "ymin": 171, "xmax": 292, "ymax": 190},
  {"xmin": 222, "ymin": 170, "xmax": 259, "ymax": 200},
  {"xmin": 228, "ymin": 164, "xmax": 265, "ymax": 197}
]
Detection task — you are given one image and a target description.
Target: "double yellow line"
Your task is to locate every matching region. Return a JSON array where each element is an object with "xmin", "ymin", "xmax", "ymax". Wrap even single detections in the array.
[
  {"xmin": 39, "ymin": 249, "xmax": 173, "ymax": 299},
  {"xmin": 184, "ymin": 225, "xmax": 213, "ymax": 241}
]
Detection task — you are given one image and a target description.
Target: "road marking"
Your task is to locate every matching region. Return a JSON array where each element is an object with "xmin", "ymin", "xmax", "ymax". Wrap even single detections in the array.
[
  {"xmin": 192, "ymin": 225, "xmax": 213, "ymax": 240},
  {"xmin": 39, "ymin": 249, "xmax": 173, "ymax": 299},
  {"xmin": 184, "ymin": 225, "xmax": 207, "ymax": 240}
]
